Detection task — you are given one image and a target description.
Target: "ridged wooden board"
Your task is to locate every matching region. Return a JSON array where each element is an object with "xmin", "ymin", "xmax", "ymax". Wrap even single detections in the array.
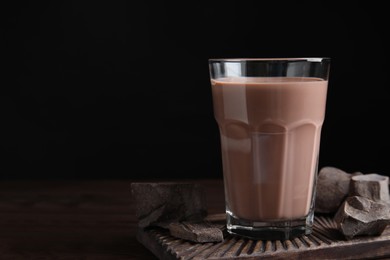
[{"xmin": 137, "ymin": 215, "xmax": 390, "ymax": 259}]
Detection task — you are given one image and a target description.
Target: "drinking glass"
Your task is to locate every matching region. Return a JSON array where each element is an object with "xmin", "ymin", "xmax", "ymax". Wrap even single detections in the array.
[{"xmin": 209, "ymin": 58, "xmax": 330, "ymax": 240}]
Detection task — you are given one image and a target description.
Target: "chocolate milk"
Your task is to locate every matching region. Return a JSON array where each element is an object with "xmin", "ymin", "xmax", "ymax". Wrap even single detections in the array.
[{"xmin": 212, "ymin": 77, "xmax": 328, "ymax": 221}]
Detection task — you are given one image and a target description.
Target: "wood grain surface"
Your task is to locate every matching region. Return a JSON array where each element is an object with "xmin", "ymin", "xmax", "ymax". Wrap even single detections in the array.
[
  {"xmin": 137, "ymin": 216, "xmax": 390, "ymax": 259},
  {"xmin": 0, "ymin": 179, "xmax": 169, "ymax": 259},
  {"xmin": 2, "ymin": 179, "xmax": 389, "ymax": 259}
]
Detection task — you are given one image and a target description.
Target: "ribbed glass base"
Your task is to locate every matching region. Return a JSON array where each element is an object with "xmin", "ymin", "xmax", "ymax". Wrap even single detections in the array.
[{"xmin": 226, "ymin": 210, "xmax": 314, "ymax": 240}]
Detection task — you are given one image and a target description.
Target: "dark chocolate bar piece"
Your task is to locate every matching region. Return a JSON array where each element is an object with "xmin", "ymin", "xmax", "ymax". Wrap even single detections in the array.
[
  {"xmin": 131, "ymin": 182, "xmax": 207, "ymax": 228},
  {"xmin": 169, "ymin": 221, "xmax": 224, "ymax": 243}
]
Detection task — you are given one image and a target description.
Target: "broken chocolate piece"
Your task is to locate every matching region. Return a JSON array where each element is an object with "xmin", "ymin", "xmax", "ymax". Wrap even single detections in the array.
[
  {"xmin": 349, "ymin": 173, "xmax": 390, "ymax": 202},
  {"xmin": 315, "ymin": 167, "xmax": 361, "ymax": 213},
  {"xmin": 131, "ymin": 182, "xmax": 207, "ymax": 228},
  {"xmin": 204, "ymin": 213, "xmax": 226, "ymax": 223},
  {"xmin": 334, "ymin": 196, "xmax": 390, "ymax": 239},
  {"xmin": 169, "ymin": 222, "xmax": 224, "ymax": 243}
]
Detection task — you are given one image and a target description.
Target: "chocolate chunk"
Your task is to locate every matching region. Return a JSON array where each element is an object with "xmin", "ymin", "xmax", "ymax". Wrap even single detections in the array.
[
  {"xmin": 349, "ymin": 173, "xmax": 390, "ymax": 202},
  {"xmin": 315, "ymin": 167, "xmax": 361, "ymax": 213},
  {"xmin": 169, "ymin": 222, "xmax": 224, "ymax": 243},
  {"xmin": 204, "ymin": 213, "xmax": 226, "ymax": 223},
  {"xmin": 334, "ymin": 196, "xmax": 390, "ymax": 239},
  {"xmin": 131, "ymin": 182, "xmax": 207, "ymax": 228}
]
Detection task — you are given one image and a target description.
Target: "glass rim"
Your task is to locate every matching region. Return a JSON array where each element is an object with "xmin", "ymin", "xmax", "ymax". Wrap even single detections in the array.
[{"xmin": 208, "ymin": 57, "xmax": 330, "ymax": 63}]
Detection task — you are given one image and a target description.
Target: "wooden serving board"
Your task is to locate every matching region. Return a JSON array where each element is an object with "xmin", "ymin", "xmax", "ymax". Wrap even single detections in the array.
[{"xmin": 137, "ymin": 215, "xmax": 390, "ymax": 259}]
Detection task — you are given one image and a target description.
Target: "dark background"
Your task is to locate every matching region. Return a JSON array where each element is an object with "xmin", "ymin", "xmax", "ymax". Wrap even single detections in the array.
[{"xmin": 3, "ymin": 1, "xmax": 389, "ymax": 180}]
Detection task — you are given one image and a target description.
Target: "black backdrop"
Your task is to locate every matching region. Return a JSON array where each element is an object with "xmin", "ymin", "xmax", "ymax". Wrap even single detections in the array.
[{"xmin": 3, "ymin": 1, "xmax": 389, "ymax": 179}]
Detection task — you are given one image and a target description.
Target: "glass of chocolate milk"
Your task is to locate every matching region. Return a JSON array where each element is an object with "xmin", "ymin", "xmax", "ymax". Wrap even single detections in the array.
[{"xmin": 209, "ymin": 58, "xmax": 330, "ymax": 240}]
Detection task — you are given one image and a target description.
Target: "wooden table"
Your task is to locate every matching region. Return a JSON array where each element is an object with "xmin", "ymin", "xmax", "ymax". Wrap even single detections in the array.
[
  {"xmin": 0, "ymin": 179, "xmax": 225, "ymax": 259},
  {"xmin": 1, "ymin": 179, "xmax": 390, "ymax": 259}
]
